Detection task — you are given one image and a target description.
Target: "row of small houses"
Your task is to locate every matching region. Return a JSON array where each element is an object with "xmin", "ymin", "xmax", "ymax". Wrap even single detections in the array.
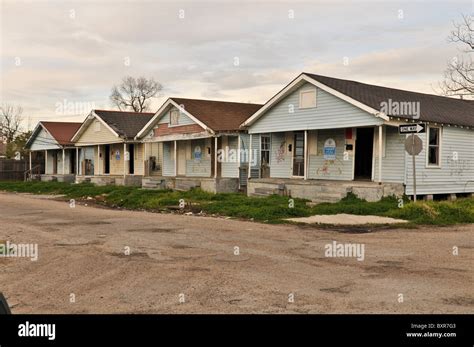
[{"xmin": 25, "ymin": 73, "xmax": 474, "ymax": 202}]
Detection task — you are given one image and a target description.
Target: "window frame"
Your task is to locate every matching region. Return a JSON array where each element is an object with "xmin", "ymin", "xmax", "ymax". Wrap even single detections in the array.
[
  {"xmin": 299, "ymin": 89, "xmax": 317, "ymax": 109},
  {"xmin": 425, "ymin": 126, "xmax": 442, "ymax": 168},
  {"xmin": 260, "ymin": 134, "xmax": 271, "ymax": 166}
]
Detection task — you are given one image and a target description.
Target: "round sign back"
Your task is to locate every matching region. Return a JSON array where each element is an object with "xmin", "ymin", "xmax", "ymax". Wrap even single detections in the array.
[{"xmin": 405, "ymin": 134, "xmax": 423, "ymax": 155}]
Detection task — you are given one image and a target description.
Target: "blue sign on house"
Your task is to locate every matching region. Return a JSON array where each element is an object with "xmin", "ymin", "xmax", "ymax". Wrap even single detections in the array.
[
  {"xmin": 323, "ymin": 138, "xmax": 336, "ymax": 160},
  {"xmin": 115, "ymin": 150, "xmax": 120, "ymax": 160}
]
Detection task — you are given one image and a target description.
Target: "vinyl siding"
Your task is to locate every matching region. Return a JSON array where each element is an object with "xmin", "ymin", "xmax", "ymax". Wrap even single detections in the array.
[
  {"xmin": 162, "ymin": 141, "xmax": 175, "ymax": 176},
  {"xmin": 158, "ymin": 106, "xmax": 195, "ymax": 126},
  {"xmin": 250, "ymin": 134, "xmax": 260, "ymax": 178},
  {"xmin": 270, "ymin": 132, "xmax": 292, "ymax": 178},
  {"xmin": 249, "ymin": 82, "xmax": 383, "ymax": 134},
  {"xmin": 308, "ymin": 129, "xmax": 353, "ymax": 180},
  {"xmin": 134, "ymin": 143, "xmax": 144, "ymax": 176},
  {"xmin": 76, "ymin": 118, "xmax": 119, "ymax": 145},
  {"xmin": 221, "ymin": 136, "xmax": 239, "ymax": 178},
  {"xmin": 30, "ymin": 127, "xmax": 61, "ymax": 151},
  {"xmin": 186, "ymin": 139, "xmax": 211, "ymax": 177},
  {"xmin": 373, "ymin": 126, "xmax": 405, "ymax": 183},
  {"xmin": 405, "ymin": 127, "xmax": 474, "ymax": 194}
]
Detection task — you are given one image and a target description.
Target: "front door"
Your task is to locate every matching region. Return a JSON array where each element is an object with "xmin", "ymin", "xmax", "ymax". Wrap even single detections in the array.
[
  {"xmin": 128, "ymin": 144, "xmax": 135, "ymax": 174},
  {"xmin": 292, "ymin": 132, "xmax": 305, "ymax": 177},
  {"xmin": 104, "ymin": 145, "xmax": 110, "ymax": 174},
  {"xmin": 177, "ymin": 141, "xmax": 186, "ymax": 176},
  {"xmin": 52, "ymin": 152, "xmax": 57, "ymax": 174},
  {"xmin": 354, "ymin": 127, "xmax": 374, "ymax": 180},
  {"xmin": 70, "ymin": 149, "xmax": 76, "ymax": 175},
  {"xmin": 260, "ymin": 134, "xmax": 270, "ymax": 178}
]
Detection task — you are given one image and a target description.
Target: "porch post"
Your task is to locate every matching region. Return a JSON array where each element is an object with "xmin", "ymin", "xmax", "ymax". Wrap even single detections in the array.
[
  {"xmin": 123, "ymin": 143, "xmax": 127, "ymax": 178},
  {"xmin": 237, "ymin": 135, "xmax": 241, "ymax": 168},
  {"xmin": 29, "ymin": 151, "xmax": 32, "ymax": 171},
  {"xmin": 97, "ymin": 145, "xmax": 101, "ymax": 175},
  {"xmin": 214, "ymin": 137, "xmax": 218, "ymax": 178},
  {"xmin": 378, "ymin": 125, "xmax": 383, "ymax": 183},
  {"xmin": 76, "ymin": 147, "xmax": 79, "ymax": 175},
  {"xmin": 62, "ymin": 148, "xmax": 65, "ymax": 174},
  {"xmin": 45, "ymin": 150, "xmax": 48, "ymax": 174},
  {"xmin": 304, "ymin": 130, "xmax": 308, "ymax": 180},
  {"xmin": 248, "ymin": 134, "xmax": 252, "ymax": 179},
  {"xmin": 174, "ymin": 140, "xmax": 177, "ymax": 176},
  {"xmin": 143, "ymin": 142, "xmax": 147, "ymax": 176}
]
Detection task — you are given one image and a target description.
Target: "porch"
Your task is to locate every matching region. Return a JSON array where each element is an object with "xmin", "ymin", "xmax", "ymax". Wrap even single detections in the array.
[{"xmin": 247, "ymin": 178, "xmax": 404, "ymax": 203}]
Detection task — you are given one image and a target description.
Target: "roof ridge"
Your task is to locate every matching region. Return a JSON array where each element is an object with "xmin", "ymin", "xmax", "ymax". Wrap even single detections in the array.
[
  {"xmin": 93, "ymin": 109, "xmax": 155, "ymax": 115},
  {"xmin": 170, "ymin": 97, "xmax": 263, "ymax": 106},
  {"xmin": 303, "ymin": 72, "xmax": 474, "ymax": 103}
]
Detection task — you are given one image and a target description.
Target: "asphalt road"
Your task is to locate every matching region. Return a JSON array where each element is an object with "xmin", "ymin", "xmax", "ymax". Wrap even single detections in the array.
[{"xmin": 0, "ymin": 192, "xmax": 472, "ymax": 313}]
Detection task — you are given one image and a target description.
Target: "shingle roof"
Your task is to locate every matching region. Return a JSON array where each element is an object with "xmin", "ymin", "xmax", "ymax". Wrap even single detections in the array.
[
  {"xmin": 305, "ymin": 73, "xmax": 474, "ymax": 127},
  {"xmin": 170, "ymin": 98, "xmax": 263, "ymax": 131},
  {"xmin": 94, "ymin": 110, "xmax": 155, "ymax": 139},
  {"xmin": 41, "ymin": 121, "xmax": 82, "ymax": 145}
]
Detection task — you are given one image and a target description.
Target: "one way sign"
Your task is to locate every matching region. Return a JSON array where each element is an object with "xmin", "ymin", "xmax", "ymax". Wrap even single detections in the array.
[{"xmin": 398, "ymin": 123, "xmax": 426, "ymax": 134}]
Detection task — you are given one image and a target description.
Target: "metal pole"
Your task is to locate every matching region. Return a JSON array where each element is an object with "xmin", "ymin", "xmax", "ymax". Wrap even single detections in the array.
[
  {"xmin": 214, "ymin": 137, "xmax": 218, "ymax": 179},
  {"xmin": 378, "ymin": 125, "xmax": 382, "ymax": 183},
  {"xmin": 412, "ymin": 135, "xmax": 417, "ymax": 202},
  {"xmin": 248, "ymin": 134, "xmax": 252, "ymax": 179}
]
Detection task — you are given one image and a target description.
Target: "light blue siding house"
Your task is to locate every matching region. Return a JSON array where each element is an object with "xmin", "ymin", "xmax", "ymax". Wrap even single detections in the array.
[
  {"xmin": 242, "ymin": 73, "xmax": 474, "ymax": 202},
  {"xmin": 136, "ymin": 97, "xmax": 262, "ymax": 193}
]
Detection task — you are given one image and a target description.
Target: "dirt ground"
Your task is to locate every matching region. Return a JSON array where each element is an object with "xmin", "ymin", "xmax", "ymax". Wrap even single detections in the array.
[{"xmin": 0, "ymin": 191, "xmax": 472, "ymax": 314}]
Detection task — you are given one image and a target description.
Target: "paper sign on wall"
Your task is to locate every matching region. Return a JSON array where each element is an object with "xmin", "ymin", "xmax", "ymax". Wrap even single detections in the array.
[
  {"xmin": 323, "ymin": 138, "xmax": 336, "ymax": 160},
  {"xmin": 115, "ymin": 150, "xmax": 120, "ymax": 160}
]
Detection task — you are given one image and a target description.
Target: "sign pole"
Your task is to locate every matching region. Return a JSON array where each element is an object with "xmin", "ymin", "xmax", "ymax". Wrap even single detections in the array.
[{"xmin": 412, "ymin": 134, "xmax": 417, "ymax": 202}]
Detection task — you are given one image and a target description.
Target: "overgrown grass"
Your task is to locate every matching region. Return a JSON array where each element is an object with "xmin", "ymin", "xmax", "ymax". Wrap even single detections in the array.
[{"xmin": 0, "ymin": 181, "xmax": 473, "ymax": 226}]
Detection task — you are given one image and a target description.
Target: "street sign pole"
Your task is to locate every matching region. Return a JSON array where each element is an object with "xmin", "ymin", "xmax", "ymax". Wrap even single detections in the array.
[{"xmin": 412, "ymin": 134, "xmax": 416, "ymax": 202}]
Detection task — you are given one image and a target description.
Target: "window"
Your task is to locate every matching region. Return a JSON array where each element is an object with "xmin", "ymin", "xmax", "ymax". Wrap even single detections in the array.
[
  {"xmin": 170, "ymin": 110, "xmax": 179, "ymax": 126},
  {"xmin": 299, "ymin": 89, "xmax": 316, "ymax": 109},
  {"xmin": 261, "ymin": 134, "xmax": 270, "ymax": 165},
  {"xmin": 427, "ymin": 127, "xmax": 441, "ymax": 166}
]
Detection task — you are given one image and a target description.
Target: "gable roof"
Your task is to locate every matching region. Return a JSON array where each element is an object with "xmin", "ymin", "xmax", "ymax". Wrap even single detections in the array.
[
  {"xmin": 137, "ymin": 97, "xmax": 263, "ymax": 138},
  {"xmin": 305, "ymin": 73, "xmax": 474, "ymax": 128},
  {"xmin": 243, "ymin": 73, "xmax": 474, "ymax": 128},
  {"xmin": 171, "ymin": 98, "xmax": 263, "ymax": 131},
  {"xmin": 94, "ymin": 110, "xmax": 155, "ymax": 139},
  {"xmin": 26, "ymin": 121, "xmax": 82, "ymax": 148}
]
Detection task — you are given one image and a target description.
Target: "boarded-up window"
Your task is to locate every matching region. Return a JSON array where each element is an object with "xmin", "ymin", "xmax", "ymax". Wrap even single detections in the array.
[
  {"xmin": 299, "ymin": 89, "xmax": 316, "ymax": 108},
  {"xmin": 170, "ymin": 110, "xmax": 179, "ymax": 126}
]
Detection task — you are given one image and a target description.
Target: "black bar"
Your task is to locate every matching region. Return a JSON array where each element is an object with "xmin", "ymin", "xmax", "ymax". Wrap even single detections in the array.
[{"xmin": 0, "ymin": 314, "xmax": 471, "ymax": 346}]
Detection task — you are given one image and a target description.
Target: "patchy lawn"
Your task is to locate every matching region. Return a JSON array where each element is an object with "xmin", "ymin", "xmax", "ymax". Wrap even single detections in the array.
[{"xmin": 0, "ymin": 181, "xmax": 473, "ymax": 226}]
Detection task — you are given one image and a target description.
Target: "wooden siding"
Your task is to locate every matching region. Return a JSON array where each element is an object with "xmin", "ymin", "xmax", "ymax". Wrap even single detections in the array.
[
  {"xmin": 248, "ymin": 82, "xmax": 383, "ymax": 134},
  {"xmin": 154, "ymin": 123, "xmax": 203, "ymax": 136}
]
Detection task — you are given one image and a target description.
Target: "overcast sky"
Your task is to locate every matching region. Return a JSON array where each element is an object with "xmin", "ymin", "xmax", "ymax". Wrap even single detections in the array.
[{"xmin": 0, "ymin": 0, "xmax": 472, "ymax": 129}]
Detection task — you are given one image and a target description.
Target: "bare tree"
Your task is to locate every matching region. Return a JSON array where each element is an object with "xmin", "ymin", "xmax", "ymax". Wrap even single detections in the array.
[
  {"xmin": 0, "ymin": 103, "xmax": 23, "ymax": 143},
  {"xmin": 440, "ymin": 14, "xmax": 474, "ymax": 98},
  {"xmin": 110, "ymin": 76, "xmax": 162, "ymax": 112}
]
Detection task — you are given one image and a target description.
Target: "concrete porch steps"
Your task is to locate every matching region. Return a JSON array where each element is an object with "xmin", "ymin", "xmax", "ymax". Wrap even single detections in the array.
[
  {"xmin": 175, "ymin": 180, "xmax": 201, "ymax": 191},
  {"xmin": 142, "ymin": 177, "xmax": 165, "ymax": 189}
]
